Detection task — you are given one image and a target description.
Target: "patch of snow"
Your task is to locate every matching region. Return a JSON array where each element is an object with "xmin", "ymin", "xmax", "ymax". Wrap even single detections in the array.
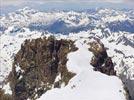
[
  {"xmin": 2, "ymin": 83, "xmax": 12, "ymax": 94},
  {"xmin": 55, "ymin": 73, "xmax": 61, "ymax": 82}
]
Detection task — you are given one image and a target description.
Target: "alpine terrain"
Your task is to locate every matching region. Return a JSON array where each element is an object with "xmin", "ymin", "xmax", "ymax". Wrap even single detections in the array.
[{"xmin": 0, "ymin": 7, "xmax": 134, "ymax": 100}]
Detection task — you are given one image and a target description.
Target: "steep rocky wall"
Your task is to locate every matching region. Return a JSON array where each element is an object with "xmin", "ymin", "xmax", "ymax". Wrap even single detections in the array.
[
  {"xmin": 88, "ymin": 39, "xmax": 116, "ymax": 76},
  {"xmin": 9, "ymin": 36, "xmax": 77, "ymax": 100},
  {"xmin": 88, "ymin": 38, "xmax": 131, "ymax": 100},
  {"xmin": 126, "ymin": 79, "xmax": 134, "ymax": 100},
  {"xmin": 120, "ymin": 73, "xmax": 134, "ymax": 100}
]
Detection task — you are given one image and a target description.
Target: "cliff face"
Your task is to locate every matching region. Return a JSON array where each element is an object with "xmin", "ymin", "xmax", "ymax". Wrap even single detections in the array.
[
  {"xmin": 89, "ymin": 39, "xmax": 116, "ymax": 76},
  {"xmin": 10, "ymin": 36, "xmax": 77, "ymax": 100}
]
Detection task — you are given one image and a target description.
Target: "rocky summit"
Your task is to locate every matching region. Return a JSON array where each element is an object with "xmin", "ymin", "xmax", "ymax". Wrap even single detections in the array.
[{"xmin": 9, "ymin": 36, "xmax": 77, "ymax": 100}]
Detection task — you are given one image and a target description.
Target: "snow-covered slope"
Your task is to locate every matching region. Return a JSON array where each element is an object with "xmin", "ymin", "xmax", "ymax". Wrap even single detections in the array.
[{"xmin": 0, "ymin": 7, "xmax": 134, "ymax": 100}]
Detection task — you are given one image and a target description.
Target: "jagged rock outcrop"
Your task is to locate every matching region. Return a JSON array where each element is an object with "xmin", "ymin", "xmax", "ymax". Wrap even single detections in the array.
[
  {"xmin": 89, "ymin": 39, "xmax": 116, "ymax": 76},
  {"xmin": 9, "ymin": 36, "xmax": 77, "ymax": 100}
]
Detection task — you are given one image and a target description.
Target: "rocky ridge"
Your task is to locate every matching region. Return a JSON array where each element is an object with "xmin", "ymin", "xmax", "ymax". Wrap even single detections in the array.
[{"xmin": 8, "ymin": 36, "xmax": 77, "ymax": 100}]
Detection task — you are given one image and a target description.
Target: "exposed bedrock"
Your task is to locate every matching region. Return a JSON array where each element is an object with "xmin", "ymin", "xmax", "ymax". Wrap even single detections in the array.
[
  {"xmin": 89, "ymin": 39, "xmax": 116, "ymax": 76},
  {"xmin": 9, "ymin": 36, "xmax": 77, "ymax": 100}
]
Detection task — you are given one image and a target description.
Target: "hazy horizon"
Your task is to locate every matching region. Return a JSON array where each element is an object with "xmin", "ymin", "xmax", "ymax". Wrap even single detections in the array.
[{"xmin": 0, "ymin": 0, "xmax": 134, "ymax": 15}]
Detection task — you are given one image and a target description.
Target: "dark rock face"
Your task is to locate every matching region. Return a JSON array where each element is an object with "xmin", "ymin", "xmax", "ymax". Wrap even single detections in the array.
[
  {"xmin": 123, "ymin": 79, "xmax": 134, "ymax": 100},
  {"xmin": 89, "ymin": 39, "xmax": 116, "ymax": 76},
  {"xmin": 10, "ymin": 36, "xmax": 77, "ymax": 100},
  {"xmin": 119, "ymin": 64, "xmax": 134, "ymax": 100},
  {"xmin": 126, "ymin": 79, "xmax": 134, "ymax": 100}
]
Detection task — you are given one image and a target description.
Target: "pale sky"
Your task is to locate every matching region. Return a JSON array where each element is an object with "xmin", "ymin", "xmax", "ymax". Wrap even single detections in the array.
[
  {"xmin": 0, "ymin": 0, "xmax": 134, "ymax": 15},
  {"xmin": 1, "ymin": 0, "xmax": 134, "ymax": 6}
]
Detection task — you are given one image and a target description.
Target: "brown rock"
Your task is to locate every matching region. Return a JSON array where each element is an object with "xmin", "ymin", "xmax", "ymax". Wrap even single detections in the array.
[{"xmin": 9, "ymin": 36, "xmax": 77, "ymax": 100}]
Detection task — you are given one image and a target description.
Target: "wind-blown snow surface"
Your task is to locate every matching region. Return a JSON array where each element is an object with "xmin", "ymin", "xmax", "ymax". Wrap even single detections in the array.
[{"xmin": 0, "ymin": 7, "xmax": 134, "ymax": 99}]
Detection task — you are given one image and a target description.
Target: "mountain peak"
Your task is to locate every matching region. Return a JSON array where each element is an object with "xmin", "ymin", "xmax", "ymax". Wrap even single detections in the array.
[{"xmin": 16, "ymin": 6, "xmax": 38, "ymax": 14}]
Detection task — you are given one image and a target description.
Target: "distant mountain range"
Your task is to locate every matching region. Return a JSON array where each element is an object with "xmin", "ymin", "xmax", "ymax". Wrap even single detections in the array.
[{"xmin": 0, "ymin": 7, "xmax": 134, "ymax": 35}]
